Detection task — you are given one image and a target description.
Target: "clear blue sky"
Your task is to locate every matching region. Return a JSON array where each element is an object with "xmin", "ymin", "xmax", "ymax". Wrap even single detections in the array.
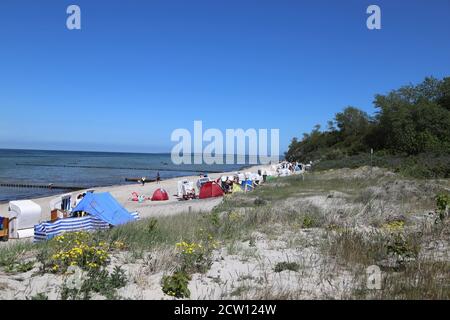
[{"xmin": 1, "ymin": 0, "xmax": 449, "ymax": 153}]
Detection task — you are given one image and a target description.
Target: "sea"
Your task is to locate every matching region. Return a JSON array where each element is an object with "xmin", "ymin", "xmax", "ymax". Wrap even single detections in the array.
[{"xmin": 0, "ymin": 149, "xmax": 256, "ymax": 202}]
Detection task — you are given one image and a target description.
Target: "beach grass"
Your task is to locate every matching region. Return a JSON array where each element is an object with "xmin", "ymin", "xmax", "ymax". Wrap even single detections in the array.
[{"xmin": 0, "ymin": 167, "xmax": 448, "ymax": 299}]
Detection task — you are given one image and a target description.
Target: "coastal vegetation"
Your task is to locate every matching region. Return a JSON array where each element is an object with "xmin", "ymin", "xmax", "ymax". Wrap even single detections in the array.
[
  {"xmin": 0, "ymin": 166, "xmax": 448, "ymax": 299},
  {"xmin": 285, "ymin": 76, "xmax": 450, "ymax": 178},
  {"xmin": 2, "ymin": 74, "xmax": 449, "ymax": 298}
]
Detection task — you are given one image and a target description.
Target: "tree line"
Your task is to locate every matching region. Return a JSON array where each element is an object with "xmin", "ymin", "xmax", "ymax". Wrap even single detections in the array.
[{"xmin": 286, "ymin": 76, "xmax": 450, "ymax": 165}]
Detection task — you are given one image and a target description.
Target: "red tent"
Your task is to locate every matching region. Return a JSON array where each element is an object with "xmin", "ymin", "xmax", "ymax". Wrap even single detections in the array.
[
  {"xmin": 199, "ymin": 181, "xmax": 224, "ymax": 199},
  {"xmin": 151, "ymin": 188, "xmax": 169, "ymax": 201}
]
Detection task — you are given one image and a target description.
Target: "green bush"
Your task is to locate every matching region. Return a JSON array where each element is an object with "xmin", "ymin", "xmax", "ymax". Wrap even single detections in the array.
[
  {"xmin": 36, "ymin": 232, "xmax": 115, "ymax": 273},
  {"xmin": 386, "ymin": 233, "xmax": 419, "ymax": 263},
  {"xmin": 301, "ymin": 216, "xmax": 315, "ymax": 228},
  {"xmin": 61, "ymin": 266, "xmax": 128, "ymax": 300},
  {"xmin": 161, "ymin": 271, "xmax": 191, "ymax": 298},
  {"xmin": 0, "ymin": 247, "xmax": 34, "ymax": 274},
  {"xmin": 436, "ymin": 193, "xmax": 449, "ymax": 213},
  {"xmin": 175, "ymin": 236, "xmax": 216, "ymax": 274},
  {"xmin": 82, "ymin": 266, "xmax": 127, "ymax": 299}
]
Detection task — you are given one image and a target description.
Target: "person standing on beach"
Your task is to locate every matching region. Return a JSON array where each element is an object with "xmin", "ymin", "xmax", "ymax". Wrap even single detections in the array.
[
  {"xmin": 141, "ymin": 177, "xmax": 146, "ymax": 186},
  {"xmin": 156, "ymin": 172, "xmax": 161, "ymax": 184}
]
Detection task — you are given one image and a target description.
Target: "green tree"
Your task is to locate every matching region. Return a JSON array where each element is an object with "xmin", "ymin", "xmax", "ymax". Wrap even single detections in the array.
[{"xmin": 286, "ymin": 76, "xmax": 450, "ymax": 162}]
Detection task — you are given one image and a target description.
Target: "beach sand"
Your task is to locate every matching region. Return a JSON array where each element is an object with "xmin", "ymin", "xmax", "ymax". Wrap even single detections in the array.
[{"xmin": 0, "ymin": 164, "xmax": 270, "ymax": 223}]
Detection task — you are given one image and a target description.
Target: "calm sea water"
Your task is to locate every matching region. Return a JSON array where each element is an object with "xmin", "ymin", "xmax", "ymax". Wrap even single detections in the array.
[{"xmin": 0, "ymin": 149, "xmax": 251, "ymax": 202}]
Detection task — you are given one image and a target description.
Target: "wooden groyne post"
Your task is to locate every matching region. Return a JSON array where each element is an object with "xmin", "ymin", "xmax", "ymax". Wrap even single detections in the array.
[{"xmin": 0, "ymin": 183, "xmax": 84, "ymax": 191}]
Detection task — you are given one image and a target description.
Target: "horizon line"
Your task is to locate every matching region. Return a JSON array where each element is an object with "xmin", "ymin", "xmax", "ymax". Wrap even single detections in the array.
[{"xmin": 0, "ymin": 147, "xmax": 286, "ymax": 157}]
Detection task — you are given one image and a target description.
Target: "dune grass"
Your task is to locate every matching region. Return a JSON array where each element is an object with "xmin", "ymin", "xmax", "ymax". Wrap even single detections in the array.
[{"xmin": 0, "ymin": 168, "xmax": 448, "ymax": 299}]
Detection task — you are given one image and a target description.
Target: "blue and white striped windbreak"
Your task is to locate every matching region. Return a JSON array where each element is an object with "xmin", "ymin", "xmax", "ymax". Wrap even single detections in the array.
[{"xmin": 33, "ymin": 211, "xmax": 140, "ymax": 242}]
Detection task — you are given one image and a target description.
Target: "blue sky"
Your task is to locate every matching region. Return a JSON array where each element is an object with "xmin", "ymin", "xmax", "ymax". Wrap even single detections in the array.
[{"xmin": 0, "ymin": 0, "xmax": 449, "ymax": 153}]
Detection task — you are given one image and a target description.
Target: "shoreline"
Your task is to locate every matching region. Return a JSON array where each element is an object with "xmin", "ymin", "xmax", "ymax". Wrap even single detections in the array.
[
  {"xmin": 0, "ymin": 161, "xmax": 258, "ymax": 204},
  {"xmin": 0, "ymin": 164, "xmax": 271, "ymax": 223}
]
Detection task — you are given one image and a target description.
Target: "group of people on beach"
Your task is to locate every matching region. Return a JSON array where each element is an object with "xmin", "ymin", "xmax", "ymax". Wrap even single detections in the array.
[
  {"xmin": 218, "ymin": 169, "xmax": 267, "ymax": 194},
  {"xmin": 135, "ymin": 160, "xmax": 310, "ymax": 200},
  {"xmin": 277, "ymin": 161, "xmax": 305, "ymax": 173}
]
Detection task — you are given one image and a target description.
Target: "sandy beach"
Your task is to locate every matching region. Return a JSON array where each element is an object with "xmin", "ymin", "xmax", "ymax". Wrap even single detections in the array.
[
  {"xmin": 0, "ymin": 166, "xmax": 448, "ymax": 300},
  {"xmin": 0, "ymin": 164, "xmax": 270, "ymax": 223}
]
